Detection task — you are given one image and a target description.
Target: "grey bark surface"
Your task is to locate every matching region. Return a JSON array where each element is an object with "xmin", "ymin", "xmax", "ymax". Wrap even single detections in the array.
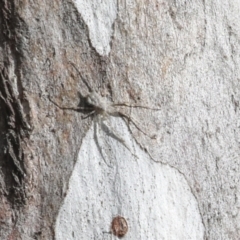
[{"xmin": 0, "ymin": 0, "xmax": 239, "ymax": 239}]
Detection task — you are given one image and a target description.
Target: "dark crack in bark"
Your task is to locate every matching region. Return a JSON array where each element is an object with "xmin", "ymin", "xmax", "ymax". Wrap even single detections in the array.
[{"xmin": 0, "ymin": 65, "xmax": 31, "ymax": 207}]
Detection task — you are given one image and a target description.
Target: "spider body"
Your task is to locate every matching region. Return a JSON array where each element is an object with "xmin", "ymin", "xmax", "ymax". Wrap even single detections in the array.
[{"xmin": 86, "ymin": 91, "xmax": 112, "ymax": 117}]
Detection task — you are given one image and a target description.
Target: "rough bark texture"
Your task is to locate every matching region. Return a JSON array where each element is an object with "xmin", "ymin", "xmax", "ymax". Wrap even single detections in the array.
[{"xmin": 0, "ymin": 0, "xmax": 240, "ymax": 239}]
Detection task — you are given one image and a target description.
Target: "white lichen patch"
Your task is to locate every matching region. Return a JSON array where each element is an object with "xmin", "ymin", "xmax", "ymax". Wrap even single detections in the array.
[
  {"xmin": 55, "ymin": 117, "xmax": 204, "ymax": 239},
  {"xmin": 73, "ymin": 0, "xmax": 117, "ymax": 55}
]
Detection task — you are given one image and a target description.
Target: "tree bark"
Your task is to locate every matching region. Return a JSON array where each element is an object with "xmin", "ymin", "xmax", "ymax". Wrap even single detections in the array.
[{"xmin": 0, "ymin": 0, "xmax": 240, "ymax": 239}]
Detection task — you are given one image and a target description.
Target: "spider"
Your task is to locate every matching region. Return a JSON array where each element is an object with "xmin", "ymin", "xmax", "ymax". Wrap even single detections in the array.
[{"xmin": 48, "ymin": 62, "xmax": 160, "ymax": 166}]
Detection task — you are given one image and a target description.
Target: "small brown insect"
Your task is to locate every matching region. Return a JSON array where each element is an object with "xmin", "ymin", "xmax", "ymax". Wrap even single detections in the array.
[{"xmin": 111, "ymin": 216, "xmax": 128, "ymax": 238}]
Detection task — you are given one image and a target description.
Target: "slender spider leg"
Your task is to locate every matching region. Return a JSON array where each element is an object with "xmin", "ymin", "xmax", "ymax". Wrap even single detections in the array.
[
  {"xmin": 93, "ymin": 116, "xmax": 112, "ymax": 167},
  {"xmin": 125, "ymin": 123, "xmax": 160, "ymax": 163},
  {"xmin": 114, "ymin": 112, "xmax": 156, "ymax": 139},
  {"xmin": 68, "ymin": 61, "xmax": 93, "ymax": 93},
  {"xmin": 48, "ymin": 96, "xmax": 94, "ymax": 112},
  {"xmin": 112, "ymin": 113, "xmax": 160, "ymax": 163},
  {"xmin": 112, "ymin": 103, "xmax": 161, "ymax": 111},
  {"xmin": 81, "ymin": 110, "xmax": 95, "ymax": 119},
  {"xmin": 101, "ymin": 119, "xmax": 138, "ymax": 160},
  {"xmin": 143, "ymin": 147, "xmax": 160, "ymax": 163}
]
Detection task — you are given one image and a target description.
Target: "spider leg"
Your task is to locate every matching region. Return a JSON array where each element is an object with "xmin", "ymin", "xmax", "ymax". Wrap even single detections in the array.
[
  {"xmin": 112, "ymin": 103, "xmax": 161, "ymax": 110},
  {"xmin": 81, "ymin": 110, "xmax": 95, "ymax": 119},
  {"xmin": 68, "ymin": 61, "xmax": 93, "ymax": 93},
  {"xmin": 112, "ymin": 113, "xmax": 160, "ymax": 163},
  {"xmin": 93, "ymin": 117, "xmax": 112, "ymax": 167},
  {"xmin": 48, "ymin": 96, "xmax": 93, "ymax": 112},
  {"xmin": 101, "ymin": 119, "xmax": 138, "ymax": 160},
  {"xmin": 115, "ymin": 112, "xmax": 156, "ymax": 139},
  {"xmin": 130, "ymin": 133, "xmax": 161, "ymax": 163}
]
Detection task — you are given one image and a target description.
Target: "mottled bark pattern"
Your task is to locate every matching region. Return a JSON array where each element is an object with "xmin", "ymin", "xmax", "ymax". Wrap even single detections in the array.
[
  {"xmin": 0, "ymin": 0, "xmax": 240, "ymax": 239},
  {"xmin": 0, "ymin": 1, "xmax": 32, "ymax": 237}
]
